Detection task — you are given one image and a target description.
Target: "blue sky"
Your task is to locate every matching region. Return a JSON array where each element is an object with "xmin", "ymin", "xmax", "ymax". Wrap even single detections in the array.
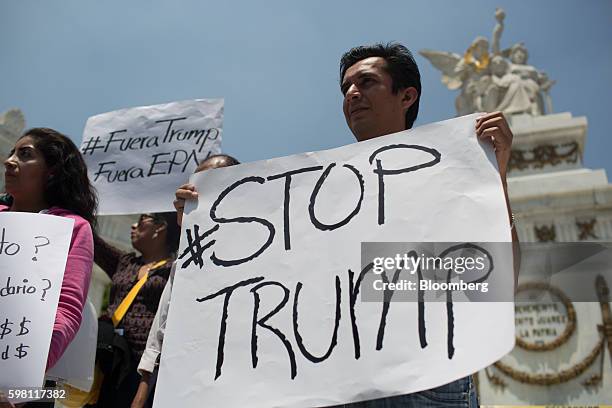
[{"xmin": 2, "ymin": 0, "xmax": 611, "ymax": 177}]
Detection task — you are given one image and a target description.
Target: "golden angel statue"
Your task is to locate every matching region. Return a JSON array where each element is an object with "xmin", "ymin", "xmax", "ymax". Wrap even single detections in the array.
[{"xmin": 420, "ymin": 8, "xmax": 555, "ymax": 117}]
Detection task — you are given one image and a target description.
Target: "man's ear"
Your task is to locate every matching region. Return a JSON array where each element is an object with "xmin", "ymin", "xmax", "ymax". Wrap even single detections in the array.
[{"xmin": 400, "ymin": 87, "xmax": 419, "ymax": 112}]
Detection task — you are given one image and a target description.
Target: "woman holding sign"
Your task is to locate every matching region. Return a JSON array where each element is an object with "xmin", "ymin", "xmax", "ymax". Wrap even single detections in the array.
[
  {"xmin": 1, "ymin": 127, "xmax": 97, "ymax": 406},
  {"xmin": 92, "ymin": 212, "xmax": 179, "ymax": 407}
]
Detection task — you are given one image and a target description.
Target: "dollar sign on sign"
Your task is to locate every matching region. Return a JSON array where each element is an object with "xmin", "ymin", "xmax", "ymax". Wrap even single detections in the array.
[
  {"xmin": 15, "ymin": 343, "xmax": 29, "ymax": 359},
  {"xmin": 0, "ymin": 318, "xmax": 13, "ymax": 340}
]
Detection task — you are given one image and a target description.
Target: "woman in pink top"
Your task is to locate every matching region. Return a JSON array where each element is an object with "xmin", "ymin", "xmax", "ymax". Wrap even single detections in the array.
[{"xmin": 1, "ymin": 127, "xmax": 97, "ymax": 372}]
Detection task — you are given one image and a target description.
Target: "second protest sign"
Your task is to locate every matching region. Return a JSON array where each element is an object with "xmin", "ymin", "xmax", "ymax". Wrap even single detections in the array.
[
  {"xmin": 81, "ymin": 99, "xmax": 223, "ymax": 215},
  {"xmin": 0, "ymin": 213, "xmax": 74, "ymax": 394}
]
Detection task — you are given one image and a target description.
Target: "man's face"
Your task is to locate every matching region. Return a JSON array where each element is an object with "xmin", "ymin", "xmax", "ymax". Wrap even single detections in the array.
[{"xmin": 341, "ymin": 57, "xmax": 415, "ymax": 141}]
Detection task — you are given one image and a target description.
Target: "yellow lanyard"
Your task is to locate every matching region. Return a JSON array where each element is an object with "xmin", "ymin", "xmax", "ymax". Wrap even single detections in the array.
[{"xmin": 111, "ymin": 260, "xmax": 168, "ymax": 327}]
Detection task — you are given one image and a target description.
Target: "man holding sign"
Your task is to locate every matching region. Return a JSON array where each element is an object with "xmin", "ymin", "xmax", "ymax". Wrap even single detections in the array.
[
  {"xmin": 334, "ymin": 43, "xmax": 516, "ymax": 407},
  {"xmin": 165, "ymin": 43, "xmax": 517, "ymax": 408}
]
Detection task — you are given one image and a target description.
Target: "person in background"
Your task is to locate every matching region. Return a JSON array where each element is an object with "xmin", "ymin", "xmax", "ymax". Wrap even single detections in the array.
[
  {"xmin": 1, "ymin": 127, "xmax": 98, "ymax": 408},
  {"xmin": 92, "ymin": 210, "xmax": 180, "ymax": 407},
  {"xmin": 131, "ymin": 154, "xmax": 240, "ymax": 408}
]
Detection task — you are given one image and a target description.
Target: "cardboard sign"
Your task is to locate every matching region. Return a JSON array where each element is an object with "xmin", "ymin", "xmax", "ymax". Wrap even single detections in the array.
[
  {"xmin": 81, "ymin": 99, "xmax": 223, "ymax": 215},
  {"xmin": 0, "ymin": 212, "xmax": 73, "ymax": 393},
  {"xmin": 155, "ymin": 114, "xmax": 515, "ymax": 408},
  {"xmin": 46, "ymin": 300, "xmax": 98, "ymax": 392}
]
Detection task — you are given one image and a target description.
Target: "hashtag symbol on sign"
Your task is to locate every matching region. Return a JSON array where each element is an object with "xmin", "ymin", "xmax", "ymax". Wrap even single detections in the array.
[
  {"xmin": 178, "ymin": 224, "xmax": 220, "ymax": 268},
  {"xmin": 81, "ymin": 136, "xmax": 105, "ymax": 155}
]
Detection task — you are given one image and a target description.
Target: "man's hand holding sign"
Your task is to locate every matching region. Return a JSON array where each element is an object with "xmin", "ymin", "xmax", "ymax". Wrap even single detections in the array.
[
  {"xmin": 156, "ymin": 113, "xmax": 515, "ymax": 408},
  {"xmin": 159, "ymin": 43, "xmax": 517, "ymax": 407}
]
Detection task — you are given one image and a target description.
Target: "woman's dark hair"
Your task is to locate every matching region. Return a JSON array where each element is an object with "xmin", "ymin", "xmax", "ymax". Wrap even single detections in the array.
[
  {"xmin": 22, "ymin": 128, "xmax": 98, "ymax": 226},
  {"xmin": 339, "ymin": 42, "xmax": 422, "ymax": 129},
  {"xmin": 150, "ymin": 212, "xmax": 181, "ymax": 254}
]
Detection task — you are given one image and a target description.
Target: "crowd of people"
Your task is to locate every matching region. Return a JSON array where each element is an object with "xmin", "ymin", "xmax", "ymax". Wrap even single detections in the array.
[{"xmin": 1, "ymin": 42, "xmax": 516, "ymax": 408}]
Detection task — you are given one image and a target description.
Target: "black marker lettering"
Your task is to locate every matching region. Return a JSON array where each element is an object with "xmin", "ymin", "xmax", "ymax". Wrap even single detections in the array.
[
  {"xmin": 93, "ymin": 161, "xmax": 116, "ymax": 182},
  {"xmin": 157, "ymin": 117, "xmax": 188, "ymax": 144},
  {"xmin": 148, "ymin": 153, "xmax": 171, "ymax": 176},
  {"xmin": 446, "ymin": 270, "xmax": 455, "ymax": 359},
  {"xmin": 178, "ymin": 224, "xmax": 219, "ymax": 268},
  {"xmin": 17, "ymin": 317, "xmax": 30, "ymax": 336},
  {"xmin": 250, "ymin": 281, "xmax": 297, "ymax": 379},
  {"xmin": 376, "ymin": 268, "xmax": 402, "ymax": 351},
  {"xmin": 104, "ymin": 130, "xmax": 127, "ymax": 153},
  {"xmin": 292, "ymin": 276, "xmax": 341, "ymax": 363},
  {"xmin": 196, "ymin": 128, "xmax": 220, "ymax": 152},
  {"xmin": 435, "ymin": 243, "xmax": 493, "ymax": 358},
  {"xmin": 348, "ymin": 263, "xmax": 373, "ymax": 359},
  {"xmin": 309, "ymin": 163, "xmax": 364, "ymax": 231},
  {"xmin": 369, "ymin": 144, "xmax": 441, "ymax": 225},
  {"xmin": 0, "ymin": 228, "xmax": 20, "ymax": 256},
  {"xmin": 196, "ymin": 276, "xmax": 264, "ymax": 380},
  {"xmin": 0, "ymin": 318, "xmax": 13, "ymax": 340},
  {"xmin": 145, "ymin": 136, "xmax": 160, "ymax": 148},
  {"xmin": 417, "ymin": 261, "xmax": 427, "ymax": 349},
  {"xmin": 126, "ymin": 137, "xmax": 143, "ymax": 150},
  {"xmin": 0, "ymin": 277, "xmax": 37, "ymax": 297},
  {"xmin": 168, "ymin": 149, "xmax": 198, "ymax": 173},
  {"xmin": 210, "ymin": 176, "xmax": 275, "ymax": 266},
  {"xmin": 267, "ymin": 166, "xmax": 323, "ymax": 250}
]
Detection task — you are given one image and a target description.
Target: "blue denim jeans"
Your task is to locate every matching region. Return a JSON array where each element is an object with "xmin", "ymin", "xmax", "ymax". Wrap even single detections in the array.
[{"xmin": 337, "ymin": 376, "xmax": 478, "ymax": 408}]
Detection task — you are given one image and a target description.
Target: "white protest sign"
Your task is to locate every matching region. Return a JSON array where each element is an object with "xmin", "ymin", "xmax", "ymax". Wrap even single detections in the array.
[
  {"xmin": 0, "ymin": 212, "xmax": 73, "ymax": 392},
  {"xmin": 81, "ymin": 99, "xmax": 223, "ymax": 215},
  {"xmin": 46, "ymin": 300, "xmax": 97, "ymax": 392},
  {"xmin": 155, "ymin": 114, "xmax": 515, "ymax": 408}
]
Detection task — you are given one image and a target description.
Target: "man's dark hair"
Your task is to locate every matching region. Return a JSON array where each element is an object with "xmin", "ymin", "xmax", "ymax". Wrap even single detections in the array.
[
  {"xmin": 339, "ymin": 42, "xmax": 421, "ymax": 129},
  {"xmin": 205, "ymin": 154, "xmax": 240, "ymax": 166}
]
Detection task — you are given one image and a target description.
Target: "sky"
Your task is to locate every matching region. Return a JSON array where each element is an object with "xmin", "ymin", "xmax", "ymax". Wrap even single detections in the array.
[{"xmin": 2, "ymin": 0, "xmax": 611, "ymax": 177}]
